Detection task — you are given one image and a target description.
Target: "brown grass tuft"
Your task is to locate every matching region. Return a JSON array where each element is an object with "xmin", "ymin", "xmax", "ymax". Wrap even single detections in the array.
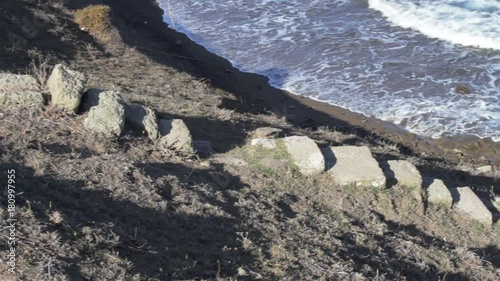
[{"xmin": 74, "ymin": 5, "xmax": 111, "ymax": 36}]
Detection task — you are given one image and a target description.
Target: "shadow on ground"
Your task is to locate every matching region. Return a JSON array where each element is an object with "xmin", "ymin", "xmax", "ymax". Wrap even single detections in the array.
[{"xmin": 0, "ymin": 159, "xmax": 260, "ymax": 280}]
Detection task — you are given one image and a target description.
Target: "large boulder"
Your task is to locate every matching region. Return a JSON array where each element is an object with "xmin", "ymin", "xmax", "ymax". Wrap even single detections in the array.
[
  {"xmin": 158, "ymin": 119, "xmax": 193, "ymax": 153},
  {"xmin": 125, "ymin": 103, "xmax": 159, "ymax": 140},
  {"xmin": 83, "ymin": 91, "xmax": 125, "ymax": 138},
  {"xmin": 0, "ymin": 73, "xmax": 39, "ymax": 92},
  {"xmin": 327, "ymin": 146, "xmax": 386, "ymax": 188},
  {"xmin": 425, "ymin": 179, "xmax": 452, "ymax": 208},
  {"xmin": 451, "ymin": 186, "xmax": 492, "ymax": 225},
  {"xmin": 47, "ymin": 64, "xmax": 87, "ymax": 112},
  {"xmin": 254, "ymin": 127, "xmax": 282, "ymax": 138},
  {"xmin": 0, "ymin": 74, "xmax": 44, "ymax": 108},
  {"xmin": 283, "ymin": 136, "xmax": 324, "ymax": 176}
]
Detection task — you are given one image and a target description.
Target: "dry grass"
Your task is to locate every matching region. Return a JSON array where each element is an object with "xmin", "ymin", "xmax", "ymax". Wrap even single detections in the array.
[
  {"xmin": 74, "ymin": 5, "xmax": 111, "ymax": 36},
  {"xmin": 28, "ymin": 55, "xmax": 52, "ymax": 92}
]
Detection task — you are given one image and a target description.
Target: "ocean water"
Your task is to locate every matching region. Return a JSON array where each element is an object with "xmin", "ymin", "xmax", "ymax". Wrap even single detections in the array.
[{"xmin": 157, "ymin": 0, "xmax": 500, "ymax": 141}]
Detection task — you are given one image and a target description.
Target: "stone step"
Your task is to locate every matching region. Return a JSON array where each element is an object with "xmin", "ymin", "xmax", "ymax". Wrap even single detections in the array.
[
  {"xmin": 326, "ymin": 146, "xmax": 386, "ymax": 188},
  {"xmin": 283, "ymin": 136, "xmax": 324, "ymax": 176},
  {"xmin": 451, "ymin": 186, "xmax": 492, "ymax": 225}
]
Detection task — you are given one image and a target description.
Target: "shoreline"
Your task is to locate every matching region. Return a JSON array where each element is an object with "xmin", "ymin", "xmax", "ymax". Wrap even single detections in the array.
[{"xmin": 97, "ymin": 0, "xmax": 500, "ymax": 165}]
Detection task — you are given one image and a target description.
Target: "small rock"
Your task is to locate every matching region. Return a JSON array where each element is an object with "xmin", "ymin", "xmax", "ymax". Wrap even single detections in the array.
[
  {"xmin": 283, "ymin": 136, "xmax": 325, "ymax": 176},
  {"xmin": 0, "ymin": 91, "xmax": 44, "ymax": 108},
  {"xmin": 327, "ymin": 146, "xmax": 386, "ymax": 188},
  {"xmin": 0, "ymin": 73, "xmax": 39, "ymax": 92},
  {"xmin": 476, "ymin": 165, "xmax": 493, "ymax": 174},
  {"xmin": 158, "ymin": 119, "xmax": 193, "ymax": 153},
  {"xmin": 451, "ymin": 186, "xmax": 492, "ymax": 225},
  {"xmin": 125, "ymin": 103, "xmax": 159, "ymax": 140},
  {"xmin": 251, "ymin": 138, "xmax": 277, "ymax": 149},
  {"xmin": 259, "ymin": 157, "xmax": 290, "ymax": 173},
  {"xmin": 386, "ymin": 160, "xmax": 422, "ymax": 188},
  {"xmin": 193, "ymin": 141, "xmax": 215, "ymax": 157},
  {"xmin": 83, "ymin": 91, "xmax": 125, "ymax": 138},
  {"xmin": 254, "ymin": 127, "xmax": 282, "ymax": 138},
  {"xmin": 426, "ymin": 179, "xmax": 452, "ymax": 208},
  {"xmin": 47, "ymin": 64, "xmax": 87, "ymax": 112},
  {"xmin": 455, "ymin": 84, "xmax": 471, "ymax": 95}
]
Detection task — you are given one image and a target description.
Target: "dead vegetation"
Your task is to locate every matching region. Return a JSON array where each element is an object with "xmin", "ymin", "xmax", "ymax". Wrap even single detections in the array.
[{"xmin": 74, "ymin": 5, "xmax": 111, "ymax": 36}]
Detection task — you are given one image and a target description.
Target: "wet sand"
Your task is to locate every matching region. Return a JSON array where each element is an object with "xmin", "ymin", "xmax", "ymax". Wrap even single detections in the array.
[{"xmin": 106, "ymin": 0, "xmax": 500, "ymax": 166}]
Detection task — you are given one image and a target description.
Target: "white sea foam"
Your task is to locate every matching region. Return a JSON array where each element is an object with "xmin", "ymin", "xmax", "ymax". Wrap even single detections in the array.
[
  {"xmin": 368, "ymin": 0, "xmax": 500, "ymax": 50},
  {"xmin": 157, "ymin": 0, "xmax": 500, "ymax": 141}
]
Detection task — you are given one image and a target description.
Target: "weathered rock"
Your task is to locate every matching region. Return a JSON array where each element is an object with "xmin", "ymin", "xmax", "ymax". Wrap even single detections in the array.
[
  {"xmin": 0, "ymin": 74, "xmax": 44, "ymax": 108},
  {"xmin": 426, "ymin": 179, "xmax": 452, "ymax": 207},
  {"xmin": 254, "ymin": 127, "xmax": 282, "ymax": 138},
  {"xmin": 476, "ymin": 165, "xmax": 493, "ymax": 174},
  {"xmin": 125, "ymin": 103, "xmax": 159, "ymax": 140},
  {"xmin": 83, "ymin": 91, "xmax": 125, "ymax": 138},
  {"xmin": 259, "ymin": 157, "xmax": 290, "ymax": 173},
  {"xmin": 451, "ymin": 186, "xmax": 492, "ymax": 225},
  {"xmin": 0, "ymin": 73, "xmax": 39, "ymax": 92},
  {"xmin": 47, "ymin": 64, "xmax": 87, "ymax": 112},
  {"xmin": 0, "ymin": 91, "xmax": 44, "ymax": 108},
  {"xmin": 193, "ymin": 141, "xmax": 214, "ymax": 157},
  {"xmin": 493, "ymin": 196, "xmax": 500, "ymax": 210},
  {"xmin": 158, "ymin": 119, "xmax": 193, "ymax": 153},
  {"xmin": 386, "ymin": 160, "xmax": 423, "ymax": 189},
  {"xmin": 251, "ymin": 138, "xmax": 277, "ymax": 149},
  {"xmin": 327, "ymin": 146, "xmax": 386, "ymax": 188},
  {"xmin": 283, "ymin": 136, "xmax": 325, "ymax": 176}
]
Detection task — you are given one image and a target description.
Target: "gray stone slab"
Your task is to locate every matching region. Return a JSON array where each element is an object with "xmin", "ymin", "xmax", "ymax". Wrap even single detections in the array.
[
  {"xmin": 426, "ymin": 179, "xmax": 452, "ymax": 207},
  {"xmin": 283, "ymin": 136, "xmax": 325, "ymax": 176},
  {"xmin": 451, "ymin": 186, "xmax": 492, "ymax": 225},
  {"xmin": 327, "ymin": 146, "xmax": 386, "ymax": 188}
]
